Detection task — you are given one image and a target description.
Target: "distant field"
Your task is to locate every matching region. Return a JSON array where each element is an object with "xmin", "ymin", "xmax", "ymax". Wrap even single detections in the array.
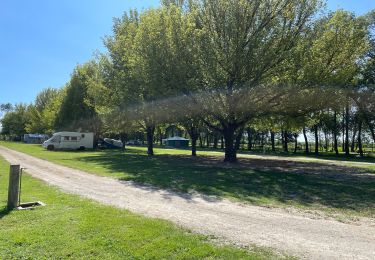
[
  {"xmin": 1, "ymin": 141, "xmax": 375, "ymax": 219},
  {"xmin": 0, "ymin": 156, "xmax": 283, "ymax": 259}
]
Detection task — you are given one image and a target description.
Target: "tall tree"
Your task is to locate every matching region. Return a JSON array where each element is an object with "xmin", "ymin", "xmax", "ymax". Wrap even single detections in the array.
[
  {"xmin": 192, "ymin": 0, "xmax": 320, "ymax": 162},
  {"xmin": 55, "ymin": 62, "xmax": 101, "ymax": 136},
  {"xmin": 106, "ymin": 6, "xmax": 200, "ymax": 156}
]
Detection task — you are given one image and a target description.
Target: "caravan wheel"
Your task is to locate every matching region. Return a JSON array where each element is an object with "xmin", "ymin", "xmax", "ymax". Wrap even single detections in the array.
[
  {"xmin": 79, "ymin": 146, "xmax": 85, "ymax": 151},
  {"xmin": 47, "ymin": 145, "xmax": 54, "ymax": 151}
]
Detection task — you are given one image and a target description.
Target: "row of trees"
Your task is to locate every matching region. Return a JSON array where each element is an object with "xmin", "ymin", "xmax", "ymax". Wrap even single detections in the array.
[{"xmin": 1, "ymin": 0, "xmax": 375, "ymax": 162}]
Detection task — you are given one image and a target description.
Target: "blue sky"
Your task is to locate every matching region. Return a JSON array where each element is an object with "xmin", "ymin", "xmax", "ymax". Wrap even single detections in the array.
[{"xmin": 1, "ymin": 0, "xmax": 375, "ymax": 106}]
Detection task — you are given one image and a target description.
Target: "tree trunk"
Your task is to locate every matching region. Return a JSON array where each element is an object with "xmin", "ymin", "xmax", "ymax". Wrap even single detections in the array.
[
  {"xmin": 323, "ymin": 131, "xmax": 328, "ymax": 152},
  {"xmin": 361, "ymin": 110, "xmax": 375, "ymax": 142},
  {"xmin": 93, "ymin": 134, "xmax": 99, "ymax": 149},
  {"xmin": 247, "ymin": 128, "xmax": 253, "ymax": 151},
  {"xmin": 352, "ymin": 97, "xmax": 375, "ymax": 143},
  {"xmin": 191, "ymin": 136, "xmax": 197, "ymax": 156},
  {"xmin": 223, "ymin": 124, "xmax": 237, "ymax": 163},
  {"xmin": 358, "ymin": 119, "xmax": 363, "ymax": 157},
  {"xmin": 351, "ymin": 126, "xmax": 357, "ymax": 152},
  {"xmin": 199, "ymin": 135, "xmax": 203, "ymax": 148},
  {"xmin": 158, "ymin": 127, "xmax": 163, "ymax": 145},
  {"xmin": 206, "ymin": 134, "xmax": 210, "ymax": 148},
  {"xmin": 303, "ymin": 127, "xmax": 309, "ymax": 154},
  {"xmin": 345, "ymin": 99, "xmax": 350, "ymax": 156},
  {"xmin": 342, "ymin": 109, "xmax": 345, "ymax": 152},
  {"xmin": 235, "ymin": 127, "xmax": 244, "ymax": 151},
  {"xmin": 146, "ymin": 125, "xmax": 155, "ymax": 156},
  {"xmin": 314, "ymin": 125, "xmax": 319, "ymax": 156},
  {"xmin": 120, "ymin": 132, "xmax": 127, "ymax": 151},
  {"xmin": 213, "ymin": 134, "xmax": 218, "ymax": 149},
  {"xmin": 187, "ymin": 126, "xmax": 199, "ymax": 157},
  {"xmin": 362, "ymin": 111, "xmax": 375, "ymax": 143},
  {"xmin": 220, "ymin": 136, "xmax": 224, "ymax": 149},
  {"xmin": 271, "ymin": 131, "xmax": 275, "ymax": 152},
  {"xmin": 294, "ymin": 133, "xmax": 298, "ymax": 154},
  {"xmin": 333, "ymin": 111, "xmax": 339, "ymax": 155},
  {"xmin": 283, "ymin": 130, "xmax": 288, "ymax": 153},
  {"xmin": 342, "ymin": 134, "xmax": 345, "ymax": 152},
  {"xmin": 369, "ymin": 123, "xmax": 375, "ymax": 143}
]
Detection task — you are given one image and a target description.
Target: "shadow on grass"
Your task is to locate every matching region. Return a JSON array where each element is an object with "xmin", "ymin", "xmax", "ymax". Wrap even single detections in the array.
[
  {"xmin": 0, "ymin": 206, "xmax": 10, "ymax": 219},
  {"xmin": 75, "ymin": 148, "xmax": 375, "ymax": 215},
  {"xmin": 243, "ymin": 150, "xmax": 375, "ymax": 164},
  {"xmin": 150, "ymin": 144, "xmax": 375, "ymax": 164}
]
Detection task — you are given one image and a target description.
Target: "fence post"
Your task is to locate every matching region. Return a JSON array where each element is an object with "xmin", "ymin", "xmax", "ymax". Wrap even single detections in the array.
[{"xmin": 7, "ymin": 164, "xmax": 20, "ymax": 210}]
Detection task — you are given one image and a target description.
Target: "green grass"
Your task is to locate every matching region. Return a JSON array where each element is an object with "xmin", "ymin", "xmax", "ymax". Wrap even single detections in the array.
[
  {"xmin": 0, "ymin": 156, "xmax": 285, "ymax": 259},
  {"xmin": 1, "ymin": 141, "xmax": 375, "ymax": 219}
]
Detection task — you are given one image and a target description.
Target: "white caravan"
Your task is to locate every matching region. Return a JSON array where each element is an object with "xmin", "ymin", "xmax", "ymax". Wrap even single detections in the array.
[{"xmin": 42, "ymin": 132, "xmax": 94, "ymax": 150}]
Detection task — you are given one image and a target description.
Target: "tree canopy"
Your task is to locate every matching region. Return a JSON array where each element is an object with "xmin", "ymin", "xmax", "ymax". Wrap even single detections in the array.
[{"xmin": 2, "ymin": 0, "xmax": 375, "ymax": 161}]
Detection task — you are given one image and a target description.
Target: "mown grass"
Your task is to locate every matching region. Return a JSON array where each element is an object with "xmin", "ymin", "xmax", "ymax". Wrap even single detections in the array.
[
  {"xmin": 0, "ymin": 156, "xmax": 285, "ymax": 259},
  {"xmin": 1, "ymin": 141, "xmax": 375, "ymax": 218}
]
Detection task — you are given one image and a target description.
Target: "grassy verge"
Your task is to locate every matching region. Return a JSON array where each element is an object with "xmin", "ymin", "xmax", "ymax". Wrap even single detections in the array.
[
  {"xmin": 0, "ymin": 156, "xmax": 284, "ymax": 259},
  {"xmin": 1, "ymin": 141, "xmax": 374, "ymax": 219}
]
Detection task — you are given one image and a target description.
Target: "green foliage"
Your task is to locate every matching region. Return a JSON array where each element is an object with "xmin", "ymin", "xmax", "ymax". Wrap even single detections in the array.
[
  {"xmin": 25, "ymin": 88, "xmax": 59, "ymax": 134},
  {"xmin": 0, "ymin": 103, "xmax": 12, "ymax": 112},
  {"xmin": 2, "ymin": 2, "xmax": 374, "ymax": 161},
  {"xmin": 105, "ymin": 6, "xmax": 199, "ymax": 125},
  {"xmin": 0, "ymin": 104, "xmax": 28, "ymax": 136},
  {"xmin": 55, "ymin": 62, "xmax": 101, "ymax": 132},
  {"xmin": 301, "ymin": 10, "xmax": 370, "ymax": 85},
  {"xmin": 195, "ymin": 0, "xmax": 320, "ymax": 88}
]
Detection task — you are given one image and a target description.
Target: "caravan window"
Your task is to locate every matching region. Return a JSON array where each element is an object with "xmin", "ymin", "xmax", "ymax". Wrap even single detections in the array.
[
  {"xmin": 71, "ymin": 136, "xmax": 79, "ymax": 141},
  {"xmin": 63, "ymin": 136, "xmax": 70, "ymax": 141}
]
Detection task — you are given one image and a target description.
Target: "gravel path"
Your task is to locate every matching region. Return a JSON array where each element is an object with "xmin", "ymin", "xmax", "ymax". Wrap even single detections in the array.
[{"xmin": 1, "ymin": 146, "xmax": 374, "ymax": 260}]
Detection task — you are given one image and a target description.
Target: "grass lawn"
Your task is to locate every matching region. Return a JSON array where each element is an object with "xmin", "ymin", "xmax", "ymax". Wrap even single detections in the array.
[
  {"xmin": 0, "ymin": 156, "xmax": 284, "ymax": 259},
  {"xmin": 1, "ymin": 141, "xmax": 375, "ymax": 219}
]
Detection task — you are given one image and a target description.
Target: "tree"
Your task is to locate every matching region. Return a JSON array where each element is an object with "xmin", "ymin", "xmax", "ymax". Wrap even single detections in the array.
[
  {"xmin": 353, "ymin": 31, "xmax": 375, "ymax": 143},
  {"xmin": 55, "ymin": 62, "xmax": 101, "ymax": 138},
  {"xmin": 287, "ymin": 10, "xmax": 371, "ymax": 156},
  {"xmin": 0, "ymin": 103, "xmax": 12, "ymax": 113},
  {"xmin": 181, "ymin": 118, "xmax": 202, "ymax": 156},
  {"xmin": 1, "ymin": 104, "xmax": 29, "ymax": 137},
  {"xmin": 25, "ymin": 88, "xmax": 59, "ymax": 134},
  {"xmin": 0, "ymin": 103, "xmax": 13, "ymax": 131},
  {"xmin": 105, "ymin": 6, "xmax": 199, "ymax": 156},
  {"xmin": 189, "ymin": 0, "xmax": 320, "ymax": 162}
]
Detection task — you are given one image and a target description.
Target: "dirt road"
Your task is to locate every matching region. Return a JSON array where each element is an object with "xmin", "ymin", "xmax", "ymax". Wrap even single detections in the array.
[{"xmin": 0, "ymin": 146, "xmax": 374, "ymax": 259}]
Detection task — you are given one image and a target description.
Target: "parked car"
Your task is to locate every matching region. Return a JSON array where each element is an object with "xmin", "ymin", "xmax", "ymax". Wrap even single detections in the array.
[
  {"xmin": 98, "ymin": 138, "xmax": 123, "ymax": 149},
  {"xmin": 43, "ymin": 132, "xmax": 94, "ymax": 150},
  {"xmin": 24, "ymin": 133, "xmax": 49, "ymax": 144}
]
